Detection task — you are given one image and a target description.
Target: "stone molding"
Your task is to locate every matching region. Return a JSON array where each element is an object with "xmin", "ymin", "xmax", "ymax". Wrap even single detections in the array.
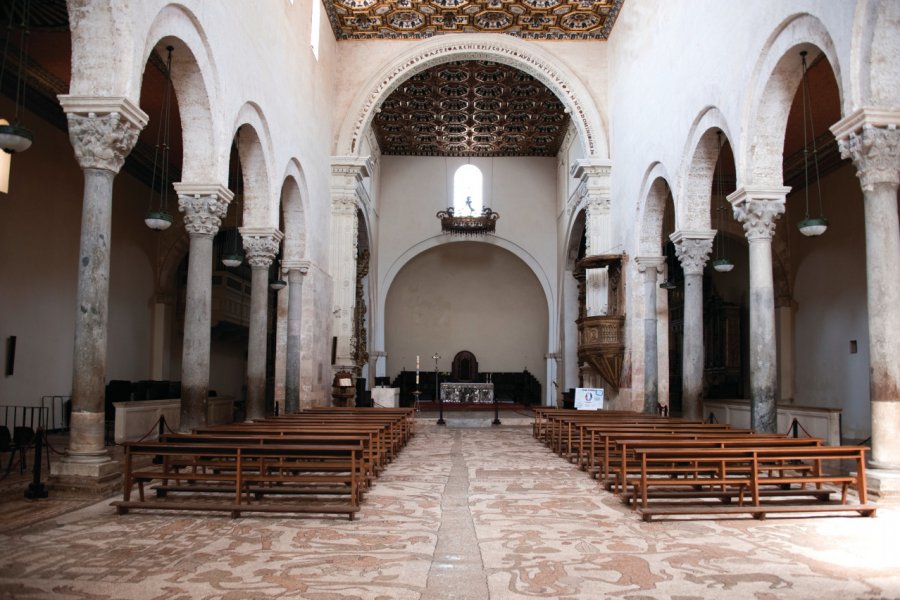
[
  {"xmin": 342, "ymin": 36, "xmax": 604, "ymax": 158},
  {"xmin": 174, "ymin": 183, "xmax": 233, "ymax": 238},
  {"xmin": 634, "ymin": 256, "xmax": 665, "ymax": 273},
  {"xmin": 240, "ymin": 227, "xmax": 284, "ymax": 268},
  {"xmin": 670, "ymin": 230, "xmax": 715, "ymax": 275},
  {"xmin": 728, "ymin": 187, "xmax": 789, "ymax": 242}
]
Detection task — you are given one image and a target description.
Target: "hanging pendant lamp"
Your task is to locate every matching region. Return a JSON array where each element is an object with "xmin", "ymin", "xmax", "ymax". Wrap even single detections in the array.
[
  {"xmin": 144, "ymin": 46, "xmax": 176, "ymax": 230},
  {"xmin": 270, "ymin": 257, "xmax": 287, "ymax": 291},
  {"xmin": 712, "ymin": 131, "xmax": 734, "ymax": 272},
  {"xmin": 0, "ymin": 0, "xmax": 34, "ymax": 154},
  {"xmin": 797, "ymin": 51, "xmax": 828, "ymax": 237}
]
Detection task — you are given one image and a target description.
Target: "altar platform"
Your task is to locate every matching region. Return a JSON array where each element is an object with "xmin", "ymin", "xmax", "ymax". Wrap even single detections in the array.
[{"xmin": 413, "ymin": 401, "xmax": 534, "ymax": 427}]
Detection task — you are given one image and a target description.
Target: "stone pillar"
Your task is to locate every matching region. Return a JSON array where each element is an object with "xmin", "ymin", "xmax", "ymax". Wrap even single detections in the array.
[
  {"xmin": 330, "ymin": 158, "xmax": 370, "ymax": 375},
  {"xmin": 832, "ymin": 111, "xmax": 900, "ymax": 471},
  {"xmin": 728, "ymin": 187, "xmax": 788, "ymax": 433},
  {"xmin": 671, "ymin": 231, "xmax": 715, "ymax": 421},
  {"xmin": 51, "ymin": 96, "xmax": 146, "ymax": 487},
  {"xmin": 150, "ymin": 293, "xmax": 175, "ymax": 380},
  {"xmin": 175, "ymin": 183, "xmax": 233, "ymax": 432},
  {"xmin": 635, "ymin": 256, "xmax": 665, "ymax": 414},
  {"xmin": 283, "ymin": 259, "xmax": 310, "ymax": 414},
  {"xmin": 572, "ymin": 159, "xmax": 613, "ymax": 256},
  {"xmin": 241, "ymin": 228, "xmax": 284, "ymax": 421}
]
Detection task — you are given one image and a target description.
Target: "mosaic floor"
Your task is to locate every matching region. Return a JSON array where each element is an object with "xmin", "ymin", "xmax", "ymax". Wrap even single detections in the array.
[{"xmin": 1, "ymin": 424, "xmax": 899, "ymax": 599}]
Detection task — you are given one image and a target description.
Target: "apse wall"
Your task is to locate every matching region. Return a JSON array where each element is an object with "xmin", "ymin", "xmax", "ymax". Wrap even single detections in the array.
[{"xmin": 384, "ymin": 242, "xmax": 548, "ymax": 394}]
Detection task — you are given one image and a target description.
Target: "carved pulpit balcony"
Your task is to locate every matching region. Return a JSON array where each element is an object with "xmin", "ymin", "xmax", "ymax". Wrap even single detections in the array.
[{"xmin": 575, "ymin": 254, "xmax": 625, "ymax": 390}]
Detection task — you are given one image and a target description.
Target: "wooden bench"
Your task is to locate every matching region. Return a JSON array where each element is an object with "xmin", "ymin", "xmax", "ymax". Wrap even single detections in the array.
[
  {"xmin": 631, "ymin": 445, "xmax": 877, "ymax": 521},
  {"xmin": 112, "ymin": 440, "xmax": 364, "ymax": 520}
]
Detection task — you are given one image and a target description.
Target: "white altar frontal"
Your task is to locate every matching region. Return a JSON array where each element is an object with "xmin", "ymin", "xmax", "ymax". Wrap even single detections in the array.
[{"xmin": 440, "ymin": 382, "xmax": 494, "ymax": 403}]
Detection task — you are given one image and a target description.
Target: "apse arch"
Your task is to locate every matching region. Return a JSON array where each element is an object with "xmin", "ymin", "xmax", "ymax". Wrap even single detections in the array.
[
  {"xmin": 140, "ymin": 4, "xmax": 221, "ymax": 183},
  {"xmin": 335, "ymin": 34, "xmax": 609, "ymax": 160},
  {"xmin": 738, "ymin": 13, "xmax": 843, "ymax": 187},
  {"xmin": 374, "ymin": 235, "xmax": 556, "ymax": 388}
]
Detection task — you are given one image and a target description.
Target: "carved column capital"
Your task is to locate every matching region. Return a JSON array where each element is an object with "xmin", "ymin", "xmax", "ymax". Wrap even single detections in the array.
[
  {"xmin": 282, "ymin": 259, "xmax": 310, "ymax": 275},
  {"xmin": 837, "ymin": 124, "xmax": 900, "ymax": 191},
  {"xmin": 174, "ymin": 183, "xmax": 233, "ymax": 238},
  {"xmin": 728, "ymin": 186, "xmax": 788, "ymax": 242},
  {"xmin": 332, "ymin": 194, "xmax": 359, "ymax": 216},
  {"xmin": 58, "ymin": 96, "xmax": 148, "ymax": 173},
  {"xmin": 240, "ymin": 227, "xmax": 284, "ymax": 269},
  {"xmin": 634, "ymin": 256, "xmax": 665, "ymax": 274},
  {"xmin": 670, "ymin": 230, "xmax": 715, "ymax": 275}
]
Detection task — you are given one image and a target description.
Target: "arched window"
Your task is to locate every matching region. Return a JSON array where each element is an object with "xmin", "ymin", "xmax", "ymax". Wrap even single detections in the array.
[{"xmin": 453, "ymin": 164, "xmax": 483, "ymax": 216}]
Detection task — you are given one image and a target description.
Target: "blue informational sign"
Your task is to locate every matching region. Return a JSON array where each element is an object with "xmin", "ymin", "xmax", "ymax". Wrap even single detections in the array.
[{"xmin": 574, "ymin": 388, "xmax": 605, "ymax": 410}]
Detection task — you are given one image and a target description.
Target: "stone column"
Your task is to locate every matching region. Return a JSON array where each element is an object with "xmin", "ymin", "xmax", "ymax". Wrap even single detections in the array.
[
  {"xmin": 52, "ymin": 97, "xmax": 146, "ymax": 486},
  {"xmin": 241, "ymin": 227, "xmax": 284, "ymax": 421},
  {"xmin": 635, "ymin": 256, "xmax": 665, "ymax": 413},
  {"xmin": 175, "ymin": 183, "xmax": 232, "ymax": 432},
  {"xmin": 330, "ymin": 158, "xmax": 370, "ymax": 375},
  {"xmin": 283, "ymin": 259, "xmax": 310, "ymax": 414},
  {"xmin": 728, "ymin": 187, "xmax": 788, "ymax": 433},
  {"xmin": 671, "ymin": 231, "xmax": 715, "ymax": 421},
  {"xmin": 832, "ymin": 111, "xmax": 900, "ymax": 470}
]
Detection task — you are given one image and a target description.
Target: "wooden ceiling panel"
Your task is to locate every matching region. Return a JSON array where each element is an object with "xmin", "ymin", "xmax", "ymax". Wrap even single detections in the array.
[
  {"xmin": 324, "ymin": 0, "xmax": 624, "ymax": 40},
  {"xmin": 372, "ymin": 60, "xmax": 570, "ymax": 156}
]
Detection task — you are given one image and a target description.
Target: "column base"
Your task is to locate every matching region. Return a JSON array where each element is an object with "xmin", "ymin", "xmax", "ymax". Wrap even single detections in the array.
[
  {"xmin": 48, "ymin": 457, "xmax": 122, "ymax": 497},
  {"xmin": 860, "ymin": 468, "xmax": 900, "ymax": 501}
]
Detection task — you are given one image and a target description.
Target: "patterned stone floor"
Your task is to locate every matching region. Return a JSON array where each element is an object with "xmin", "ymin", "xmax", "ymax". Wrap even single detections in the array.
[{"xmin": 1, "ymin": 424, "xmax": 899, "ymax": 599}]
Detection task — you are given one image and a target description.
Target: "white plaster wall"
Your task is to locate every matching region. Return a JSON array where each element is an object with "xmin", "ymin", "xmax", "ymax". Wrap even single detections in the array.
[
  {"xmin": 789, "ymin": 163, "xmax": 870, "ymax": 439},
  {"xmin": 384, "ymin": 242, "xmax": 548, "ymax": 394}
]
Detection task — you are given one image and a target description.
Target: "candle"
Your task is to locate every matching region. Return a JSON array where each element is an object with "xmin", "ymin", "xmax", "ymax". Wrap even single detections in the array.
[{"xmin": 416, "ymin": 355, "xmax": 420, "ymax": 384}]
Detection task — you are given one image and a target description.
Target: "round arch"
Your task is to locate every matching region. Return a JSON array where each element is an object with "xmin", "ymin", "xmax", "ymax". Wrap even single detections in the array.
[
  {"xmin": 140, "ymin": 4, "xmax": 221, "ymax": 183},
  {"xmin": 636, "ymin": 163, "xmax": 675, "ymax": 256},
  {"xmin": 850, "ymin": 0, "xmax": 899, "ymax": 109},
  {"xmin": 738, "ymin": 13, "xmax": 843, "ymax": 187},
  {"xmin": 232, "ymin": 103, "xmax": 276, "ymax": 228},
  {"xmin": 280, "ymin": 159, "xmax": 310, "ymax": 263},
  {"xmin": 374, "ymin": 235, "xmax": 556, "ymax": 386},
  {"xmin": 335, "ymin": 34, "xmax": 609, "ymax": 160}
]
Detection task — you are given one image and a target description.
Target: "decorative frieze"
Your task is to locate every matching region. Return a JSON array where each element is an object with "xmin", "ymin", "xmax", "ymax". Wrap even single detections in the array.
[{"xmin": 670, "ymin": 230, "xmax": 714, "ymax": 276}]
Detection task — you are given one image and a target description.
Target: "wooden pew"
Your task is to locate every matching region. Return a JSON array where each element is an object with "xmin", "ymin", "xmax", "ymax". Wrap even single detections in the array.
[
  {"xmin": 632, "ymin": 445, "xmax": 877, "ymax": 521},
  {"xmin": 113, "ymin": 439, "xmax": 364, "ymax": 520}
]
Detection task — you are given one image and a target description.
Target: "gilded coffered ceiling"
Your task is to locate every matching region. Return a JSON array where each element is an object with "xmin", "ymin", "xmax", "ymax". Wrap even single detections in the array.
[
  {"xmin": 323, "ymin": 0, "xmax": 623, "ymax": 40},
  {"xmin": 372, "ymin": 60, "xmax": 570, "ymax": 156}
]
